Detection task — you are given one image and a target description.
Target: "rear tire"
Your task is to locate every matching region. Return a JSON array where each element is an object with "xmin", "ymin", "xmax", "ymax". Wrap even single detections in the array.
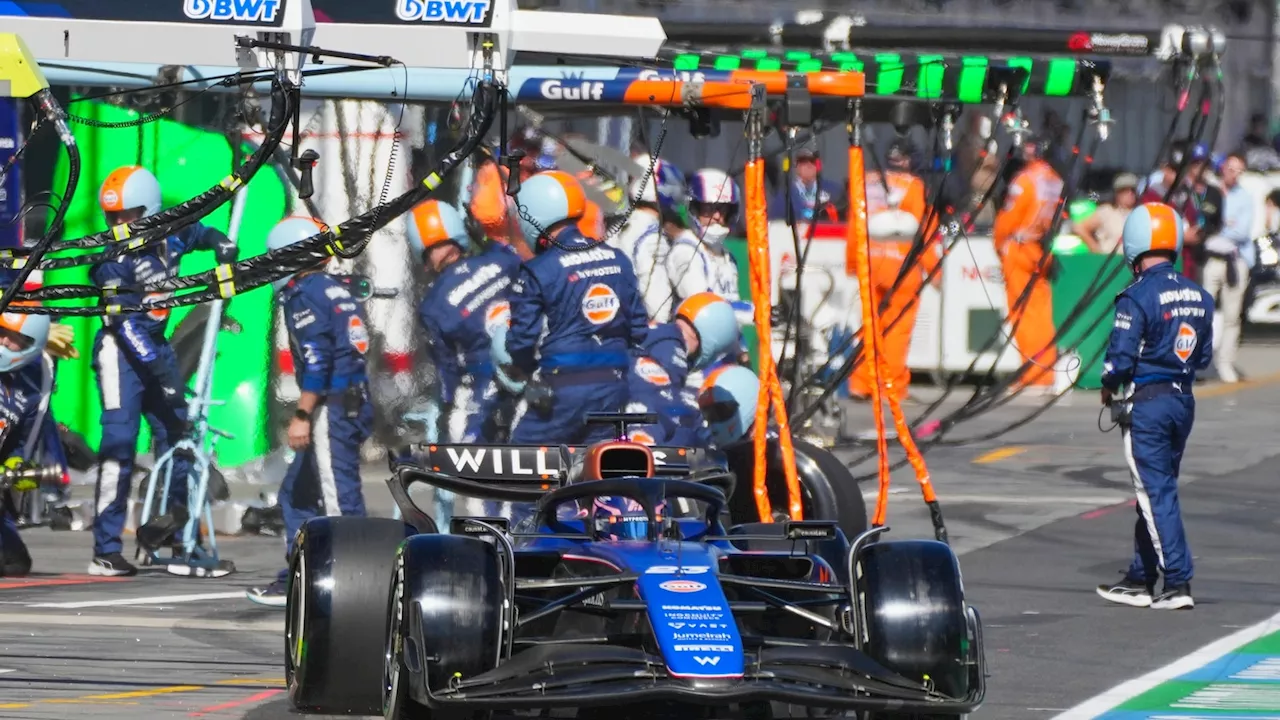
[
  {"xmin": 286, "ymin": 516, "xmax": 411, "ymax": 714},
  {"xmin": 385, "ymin": 534, "xmax": 503, "ymax": 719},
  {"xmin": 858, "ymin": 540, "xmax": 970, "ymax": 708},
  {"xmin": 723, "ymin": 438, "xmax": 868, "ymax": 538}
]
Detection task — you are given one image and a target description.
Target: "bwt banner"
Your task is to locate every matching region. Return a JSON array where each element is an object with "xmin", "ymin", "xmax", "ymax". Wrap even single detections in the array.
[{"xmin": 0, "ymin": 98, "xmax": 21, "ymax": 249}]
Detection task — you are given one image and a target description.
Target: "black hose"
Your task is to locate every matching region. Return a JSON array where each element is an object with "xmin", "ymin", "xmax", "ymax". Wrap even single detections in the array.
[
  {"xmin": 0, "ymin": 90, "xmax": 80, "ymax": 315},
  {"xmin": 18, "ymin": 81, "xmax": 501, "ymax": 314}
]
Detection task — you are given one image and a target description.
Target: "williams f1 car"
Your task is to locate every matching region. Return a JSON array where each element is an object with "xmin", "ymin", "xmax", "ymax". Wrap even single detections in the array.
[{"xmin": 284, "ymin": 417, "xmax": 985, "ymax": 719}]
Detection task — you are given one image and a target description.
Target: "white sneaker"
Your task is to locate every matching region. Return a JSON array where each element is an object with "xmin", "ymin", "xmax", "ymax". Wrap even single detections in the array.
[{"xmin": 1216, "ymin": 366, "xmax": 1240, "ymax": 384}]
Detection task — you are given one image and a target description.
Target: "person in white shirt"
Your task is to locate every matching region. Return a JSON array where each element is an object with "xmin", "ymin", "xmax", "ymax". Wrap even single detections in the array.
[
  {"xmin": 610, "ymin": 159, "xmax": 686, "ymax": 321},
  {"xmin": 666, "ymin": 168, "xmax": 742, "ymax": 304}
]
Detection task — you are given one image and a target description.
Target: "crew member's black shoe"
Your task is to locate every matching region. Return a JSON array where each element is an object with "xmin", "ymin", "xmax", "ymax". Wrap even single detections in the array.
[
  {"xmin": 1151, "ymin": 584, "xmax": 1194, "ymax": 610},
  {"xmin": 1096, "ymin": 578, "xmax": 1154, "ymax": 607},
  {"xmin": 89, "ymin": 553, "xmax": 138, "ymax": 577}
]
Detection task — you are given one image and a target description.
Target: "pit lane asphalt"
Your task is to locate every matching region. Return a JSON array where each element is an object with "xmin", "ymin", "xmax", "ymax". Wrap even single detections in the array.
[{"xmin": 2, "ymin": 372, "xmax": 1278, "ymax": 718}]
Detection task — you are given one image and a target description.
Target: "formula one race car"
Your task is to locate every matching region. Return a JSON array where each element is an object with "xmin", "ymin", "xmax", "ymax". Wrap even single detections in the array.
[{"xmin": 284, "ymin": 417, "xmax": 985, "ymax": 720}]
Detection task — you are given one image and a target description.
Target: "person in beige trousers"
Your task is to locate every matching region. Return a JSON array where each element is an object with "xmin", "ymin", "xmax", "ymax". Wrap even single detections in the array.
[{"xmin": 1199, "ymin": 154, "xmax": 1253, "ymax": 384}]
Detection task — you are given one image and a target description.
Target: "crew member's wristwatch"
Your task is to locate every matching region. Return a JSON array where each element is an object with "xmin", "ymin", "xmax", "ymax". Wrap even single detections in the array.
[{"xmin": 294, "ymin": 408, "xmax": 311, "ymax": 422}]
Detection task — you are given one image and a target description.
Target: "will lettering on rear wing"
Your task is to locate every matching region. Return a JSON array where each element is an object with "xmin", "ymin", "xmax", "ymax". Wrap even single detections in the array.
[{"xmin": 421, "ymin": 444, "xmax": 698, "ymax": 482}]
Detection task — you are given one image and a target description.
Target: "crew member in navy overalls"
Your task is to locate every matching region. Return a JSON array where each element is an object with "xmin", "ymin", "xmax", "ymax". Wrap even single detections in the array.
[
  {"xmin": 0, "ymin": 308, "xmax": 51, "ymax": 577},
  {"xmin": 246, "ymin": 217, "xmax": 373, "ymax": 607},
  {"xmin": 89, "ymin": 166, "xmax": 238, "ymax": 577},
  {"xmin": 410, "ymin": 199, "xmax": 522, "ymax": 443},
  {"xmin": 1096, "ymin": 202, "xmax": 1213, "ymax": 611},
  {"xmin": 505, "ymin": 171, "xmax": 649, "ymax": 445},
  {"xmin": 625, "ymin": 292, "xmax": 740, "ymax": 447}
]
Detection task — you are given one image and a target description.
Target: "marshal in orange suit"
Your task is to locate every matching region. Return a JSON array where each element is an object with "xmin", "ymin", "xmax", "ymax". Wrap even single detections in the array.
[
  {"xmin": 850, "ymin": 141, "xmax": 942, "ymax": 402},
  {"xmin": 992, "ymin": 139, "xmax": 1063, "ymax": 389}
]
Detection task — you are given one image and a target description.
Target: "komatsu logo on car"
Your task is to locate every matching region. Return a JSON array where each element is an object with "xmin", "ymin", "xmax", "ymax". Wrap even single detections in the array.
[
  {"xmin": 540, "ymin": 80, "xmax": 605, "ymax": 101},
  {"xmin": 397, "ymin": 0, "xmax": 492, "ymax": 23},
  {"xmin": 184, "ymin": 0, "xmax": 280, "ymax": 22}
]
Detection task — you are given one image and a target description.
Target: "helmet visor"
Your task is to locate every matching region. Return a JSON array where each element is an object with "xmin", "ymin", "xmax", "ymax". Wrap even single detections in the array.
[{"xmin": 105, "ymin": 206, "xmax": 147, "ymax": 227}]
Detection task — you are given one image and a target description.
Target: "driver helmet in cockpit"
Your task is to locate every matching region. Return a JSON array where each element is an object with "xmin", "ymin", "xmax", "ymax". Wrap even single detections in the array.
[{"xmin": 591, "ymin": 495, "xmax": 667, "ymax": 541}]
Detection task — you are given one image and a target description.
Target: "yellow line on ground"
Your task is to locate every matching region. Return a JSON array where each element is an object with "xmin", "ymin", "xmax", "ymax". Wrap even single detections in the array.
[
  {"xmin": 973, "ymin": 446, "xmax": 1027, "ymax": 464},
  {"xmin": 80, "ymin": 685, "xmax": 204, "ymax": 700},
  {"xmin": 1198, "ymin": 370, "xmax": 1280, "ymax": 399},
  {"xmin": 0, "ymin": 701, "xmax": 142, "ymax": 708}
]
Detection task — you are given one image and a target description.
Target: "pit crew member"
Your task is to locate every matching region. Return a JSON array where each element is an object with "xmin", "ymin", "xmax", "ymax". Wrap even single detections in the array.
[
  {"xmin": 89, "ymin": 165, "xmax": 238, "ymax": 577},
  {"xmin": 504, "ymin": 171, "xmax": 649, "ymax": 445},
  {"xmin": 0, "ymin": 270, "xmax": 75, "ymax": 512},
  {"xmin": 410, "ymin": 200, "xmax": 521, "ymax": 443},
  {"xmin": 666, "ymin": 168, "xmax": 742, "ymax": 304},
  {"xmin": 697, "ymin": 363, "xmax": 761, "ymax": 449},
  {"xmin": 1096, "ymin": 203, "xmax": 1212, "ymax": 611},
  {"xmin": 625, "ymin": 292, "xmax": 741, "ymax": 446},
  {"xmin": 247, "ymin": 216, "xmax": 373, "ymax": 607},
  {"xmin": 611, "ymin": 158, "xmax": 686, "ymax": 321},
  {"xmin": 0, "ymin": 309, "xmax": 52, "ymax": 577}
]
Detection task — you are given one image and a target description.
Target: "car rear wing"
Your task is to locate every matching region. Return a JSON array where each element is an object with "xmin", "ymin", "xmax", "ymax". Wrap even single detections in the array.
[{"xmin": 387, "ymin": 443, "xmax": 730, "ymax": 533}]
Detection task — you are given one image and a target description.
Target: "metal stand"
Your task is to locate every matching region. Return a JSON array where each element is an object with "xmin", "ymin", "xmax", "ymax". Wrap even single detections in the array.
[{"xmin": 135, "ymin": 190, "xmax": 247, "ymax": 578}]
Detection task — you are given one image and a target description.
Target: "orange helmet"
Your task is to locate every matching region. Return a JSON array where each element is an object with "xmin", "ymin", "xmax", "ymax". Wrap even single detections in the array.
[{"xmin": 407, "ymin": 200, "xmax": 469, "ymax": 262}]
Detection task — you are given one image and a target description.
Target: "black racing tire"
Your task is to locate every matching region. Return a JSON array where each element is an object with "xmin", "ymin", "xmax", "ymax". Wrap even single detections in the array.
[
  {"xmin": 286, "ymin": 516, "xmax": 411, "ymax": 714},
  {"xmin": 723, "ymin": 438, "xmax": 868, "ymax": 539},
  {"xmin": 858, "ymin": 539, "xmax": 970, "ymax": 707},
  {"xmin": 384, "ymin": 534, "xmax": 502, "ymax": 719}
]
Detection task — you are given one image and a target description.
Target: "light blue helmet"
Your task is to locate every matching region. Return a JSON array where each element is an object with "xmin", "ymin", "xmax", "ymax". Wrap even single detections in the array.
[
  {"xmin": 0, "ymin": 309, "xmax": 50, "ymax": 373},
  {"xmin": 514, "ymin": 170, "xmax": 587, "ymax": 251},
  {"xmin": 698, "ymin": 364, "xmax": 760, "ymax": 447},
  {"xmin": 483, "ymin": 300, "xmax": 525, "ymax": 394},
  {"xmin": 1122, "ymin": 202, "xmax": 1184, "ymax": 267},
  {"xmin": 675, "ymin": 292, "xmax": 740, "ymax": 370},
  {"xmin": 266, "ymin": 216, "xmax": 326, "ymax": 291},
  {"xmin": 406, "ymin": 200, "xmax": 470, "ymax": 264}
]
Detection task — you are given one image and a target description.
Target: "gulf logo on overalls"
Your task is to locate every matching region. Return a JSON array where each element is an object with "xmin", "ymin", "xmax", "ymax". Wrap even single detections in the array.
[
  {"xmin": 581, "ymin": 283, "xmax": 619, "ymax": 325},
  {"xmin": 348, "ymin": 315, "xmax": 370, "ymax": 354},
  {"xmin": 631, "ymin": 429, "xmax": 657, "ymax": 445},
  {"xmin": 1173, "ymin": 322, "xmax": 1197, "ymax": 363},
  {"xmin": 635, "ymin": 357, "xmax": 671, "ymax": 386},
  {"xmin": 484, "ymin": 301, "xmax": 511, "ymax": 335}
]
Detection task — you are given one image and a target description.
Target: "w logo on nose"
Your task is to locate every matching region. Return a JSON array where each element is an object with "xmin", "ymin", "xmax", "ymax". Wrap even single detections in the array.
[{"xmin": 694, "ymin": 656, "xmax": 720, "ymax": 666}]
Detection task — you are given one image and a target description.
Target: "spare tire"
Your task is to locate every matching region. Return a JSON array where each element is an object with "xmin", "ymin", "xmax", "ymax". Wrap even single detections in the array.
[{"xmin": 721, "ymin": 437, "xmax": 867, "ymax": 539}]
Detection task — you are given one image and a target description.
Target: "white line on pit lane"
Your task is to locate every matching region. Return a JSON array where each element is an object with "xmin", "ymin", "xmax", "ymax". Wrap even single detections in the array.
[
  {"xmin": 27, "ymin": 591, "xmax": 249, "ymax": 609},
  {"xmin": 0, "ymin": 612, "xmax": 284, "ymax": 632},
  {"xmin": 1051, "ymin": 609, "xmax": 1280, "ymax": 718}
]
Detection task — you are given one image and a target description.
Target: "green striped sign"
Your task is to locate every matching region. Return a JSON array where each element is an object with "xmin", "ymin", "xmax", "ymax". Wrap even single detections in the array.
[{"xmin": 666, "ymin": 51, "xmax": 1106, "ymax": 100}]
